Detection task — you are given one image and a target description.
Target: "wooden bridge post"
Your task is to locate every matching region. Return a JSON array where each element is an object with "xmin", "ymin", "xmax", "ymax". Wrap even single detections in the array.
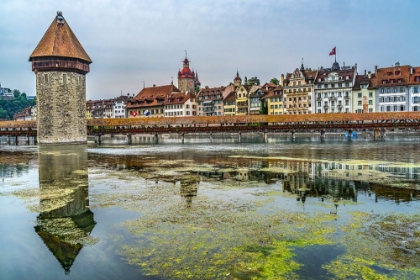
[
  {"xmin": 264, "ymin": 130, "xmax": 268, "ymax": 143},
  {"xmin": 347, "ymin": 129, "xmax": 353, "ymax": 139},
  {"xmin": 380, "ymin": 128, "xmax": 386, "ymax": 139},
  {"xmin": 320, "ymin": 130, "xmax": 326, "ymax": 140},
  {"xmin": 210, "ymin": 132, "xmax": 213, "ymax": 142},
  {"xmin": 238, "ymin": 132, "xmax": 241, "ymax": 142},
  {"xmin": 154, "ymin": 133, "xmax": 159, "ymax": 143},
  {"xmin": 94, "ymin": 135, "xmax": 101, "ymax": 144},
  {"xmin": 374, "ymin": 129, "xmax": 380, "ymax": 140},
  {"xmin": 291, "ymin": 130, "xmax": 296, "ymax": 139},
  {"xmin": 181, "ymin": 132, "xmax": 185, "ymax": 144},
  {"xmin": 127, "ymin": 134, "xmax": 132, "ymax": 145}
]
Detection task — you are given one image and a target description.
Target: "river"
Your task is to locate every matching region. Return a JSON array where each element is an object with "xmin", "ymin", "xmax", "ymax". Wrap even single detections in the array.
[{"xmin": 0, "ymin": 136, "xmax": 419, "ymax": 279}]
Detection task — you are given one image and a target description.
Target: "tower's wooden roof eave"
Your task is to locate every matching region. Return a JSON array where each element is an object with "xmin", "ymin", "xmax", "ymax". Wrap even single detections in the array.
[{"xmin": 29, "ymin": 12, "xmax": 92, "ymax": 64}]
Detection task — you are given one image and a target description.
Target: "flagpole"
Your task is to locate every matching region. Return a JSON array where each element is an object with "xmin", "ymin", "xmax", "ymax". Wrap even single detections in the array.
[{"xmin": 335, "ymin": 46, "xmax": 337, "ymax": 63}]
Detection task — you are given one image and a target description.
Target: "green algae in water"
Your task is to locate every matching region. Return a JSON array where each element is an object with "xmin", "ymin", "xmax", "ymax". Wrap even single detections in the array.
[{"xmin": 323, "ymin": 211, "xmax": 420, "ymax": 279}]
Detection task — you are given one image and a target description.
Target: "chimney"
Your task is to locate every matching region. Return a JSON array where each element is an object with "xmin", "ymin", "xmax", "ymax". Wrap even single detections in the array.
[
  {"xmin": 281, "ymin": 74, "xmax": 284, "ymax": 86},
  {"xmin": 368, "ymin": 71, "xmax": 371, "ymax": 79},
  {"xmin": 410, "ymin": 67, "xmax": 414, "ymax": 75},
  {"xmin": 375, "ymin": 65, "xmax": 378, "ymax": 74},
  {"xmin": 364, "ymin": 69, "xmax": 366, "ymax": 76}
]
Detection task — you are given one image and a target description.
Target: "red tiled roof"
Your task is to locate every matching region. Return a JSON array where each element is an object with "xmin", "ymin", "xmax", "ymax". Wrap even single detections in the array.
[
  {"xmin": 375, "ymin": 65, "xmax": 411, "ymax": 87},
  {"xmin": 409, "ymin": 67, "xmax": 420, "ymax": 85},
  {"xmin": 29, "ymin": 12, "xmax": 92, "ymax": 63},
  {"xmin": 127, "ymin": 84, "xmax": 180, "ymax": 109},
  {"xmin": 164, "ymin": 92, "xmax": 191, "ymax": 105}
]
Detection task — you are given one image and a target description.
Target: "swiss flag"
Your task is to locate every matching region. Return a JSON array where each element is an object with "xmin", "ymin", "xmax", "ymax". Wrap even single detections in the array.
[{"xmin": 329, "ymin": 47, "xmax": 336, "ymax": 56}]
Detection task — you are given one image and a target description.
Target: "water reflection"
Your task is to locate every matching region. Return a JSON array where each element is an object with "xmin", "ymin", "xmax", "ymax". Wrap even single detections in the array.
[
  {"xmin": 179, "ymin": 175, "xmax": 199, "ymax": 206},
  {"xmin": 186, "ymin": 159, "xmax": 419, "ymax": 204},
  {"xmin": 35, "ymin": 145, "xmax": 96, "ymax": 274}
]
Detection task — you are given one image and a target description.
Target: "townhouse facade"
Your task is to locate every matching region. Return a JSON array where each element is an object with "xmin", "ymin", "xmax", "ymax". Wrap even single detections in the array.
[
  {"xmin": 197, "ymin": 86, "xmax": 227, "ymax": 116},
  {"xmin": 13, "ymin": 106, "xmax": 37, "ymax": 121},
  {"xmin": 282, "ymin": 64, "xmax": 317, "ymax": 114},
  {"xmin": 113, "ymin": 96, "xmax": 129, "ymax": 118},
  {"xmin": 164, "ymin": 92, "xmax": 197, "ymax": 117},
  {"xmin": 263, "ymin": 85, "xmax": 284, "ymax": 115},
  {"xmin": 376, "ymin": 63, "xmax": 412, "ymax": 113},
  {"xmin": 223, "ymin": 88, "xmax": 236, "ymax": 116},
  {"xmin": 408, "ymin": 66, "xmax": 420, "ymax": 111},
  {"xmin": 352, "ymin": 72, "xmax": 376, "ymax": 113},
  {"xmin": 314, "ymin": 62, "xmax": 357, "ymax": 113}
]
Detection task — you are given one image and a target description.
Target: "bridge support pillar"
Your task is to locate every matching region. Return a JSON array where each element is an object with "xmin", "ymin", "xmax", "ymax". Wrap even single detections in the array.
[
  {"xmin": 381, "ymin": 128, "xmax": 386, "ymax": 139},
  {"xmin": 320, "ymin": 130, "xmax": 326, "ymax": 140},
  {"xmin": 373, "ymin": 129, "xmax": 386, "ymax": 140},
  {"xmin": 264, "ymin": 130, "xmax": 268, "ymax": 143},
  {"xmin": 238, "ymin": 132, "xmax": 241, "ymax": 142},
  {"xmin": 347, "ymin": 130, "xmax": 353, "ymax": 139},
  {"xmin": 154, "ymin": 133, "xmax": 159, "ymax": 143},
  {"xmin": 181, "ymin": 132, "xmax": 185, "ymax": 144},
  {"xmin": 95, "ymin": 135, "xmax": 101, "ymax": 144},
  {"xmin": 127, "ymin": 134, "xmax": 132, "ymax": 145},
  {"xmin": 291, "ymin": 130, "xmax": 296, "ymax": 139},
  {"xmin": 210, "ymin": 132, "xmax": 213, "ymax": 142}
]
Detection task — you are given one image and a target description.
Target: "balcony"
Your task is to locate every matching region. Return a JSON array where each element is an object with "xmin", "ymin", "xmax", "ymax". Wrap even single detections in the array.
[{"xmin": 329, "ymin": 96, "xmax": 337, "ymax": 101}]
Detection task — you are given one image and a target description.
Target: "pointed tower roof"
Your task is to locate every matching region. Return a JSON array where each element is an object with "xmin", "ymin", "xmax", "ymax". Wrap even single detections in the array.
[{"xmin": 29, "ymin": 11, "xmax": 92, "ymax": 63}]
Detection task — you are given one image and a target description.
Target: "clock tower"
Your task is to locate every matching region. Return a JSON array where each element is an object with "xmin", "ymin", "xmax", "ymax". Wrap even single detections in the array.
[{"xmin": 177, "ymin": 52, "xmax": 198, "ymax": 92}]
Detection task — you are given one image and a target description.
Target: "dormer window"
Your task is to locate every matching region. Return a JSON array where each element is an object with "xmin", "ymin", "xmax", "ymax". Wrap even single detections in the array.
[
  {"xmin": 415, "ymin": 76, "xmax": 420, "ymax": 82},
  {"xmin": 387, "ymin": 71, "xmax": 392, "ymax": 76},
  {"xmin": 398, "ymin": 79, "xmax": 402, "ymax": 83},
  {"xmin": 382, "ymin": 80, "xmax": 387, "ymax": 84},
  {"xmin": 395, "ymin": 70, "xmax": 401, "ymax": 75},
  {"xmin": 346, "ymin": 76, "xmax": 349, "ymax": 80},
  {"xmin": 390, "ymin": 79, "xmax": 394, "ymax": 84}
]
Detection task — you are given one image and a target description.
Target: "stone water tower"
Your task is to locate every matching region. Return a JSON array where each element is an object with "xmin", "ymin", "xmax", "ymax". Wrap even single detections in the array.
[{"xmin": 29, "ymin": 11, "xmax": 92, "ymax": 144}]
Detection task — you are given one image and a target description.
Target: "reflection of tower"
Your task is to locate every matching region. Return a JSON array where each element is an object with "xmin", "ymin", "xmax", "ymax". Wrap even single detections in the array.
[
  {"xmin": 35, "ymin": 145, "xmax": 95, "ymax": 274},
  {"xmin": 29, "ymin": 11, "xmax": 92, "ymax": 144},
  {"xmin": 180, "ymin": 174, "xmax": 199, "ymax": 206}
]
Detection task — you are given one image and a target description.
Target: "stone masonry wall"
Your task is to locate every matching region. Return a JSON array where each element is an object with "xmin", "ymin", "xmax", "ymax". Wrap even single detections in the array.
[{"xmin": 36, "ymin": 71, "xmax": 87, "ymax": 143}]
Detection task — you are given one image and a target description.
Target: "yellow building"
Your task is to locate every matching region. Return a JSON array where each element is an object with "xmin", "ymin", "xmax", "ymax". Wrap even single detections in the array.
[
  {"xmin": 283, "ymin": 63, "xmax": 317, "ymax": 114},
  {"xmin": 235, "ymin": 85, "xmax": 250, "ymax": 115},
  {"xmin": 263, "ymin": 86, "xmax": 284, "ymax": 115}
]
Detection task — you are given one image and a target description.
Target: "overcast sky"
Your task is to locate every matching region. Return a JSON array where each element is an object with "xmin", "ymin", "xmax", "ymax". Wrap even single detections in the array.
[{"xmin": 1, "ymin": 0, "xmax": 419, "ymax": 100}]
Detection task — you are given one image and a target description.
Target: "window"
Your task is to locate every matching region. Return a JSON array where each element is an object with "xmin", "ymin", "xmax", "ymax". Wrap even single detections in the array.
[
  {"xmin": 358, "ymin": 101, "xmax": 362, "ymax": 106},
  {"xmin": 369, "ymin": 92, "xmax": 373, "ymax": 97},
  {"xmin": 382, "ymin": 80, "xmax": 387, "ymax": 84},
  {"xmin": 369, "ymin": 100, "xmax": 373, "ymax": 105},
  {"xmin": 338, "ymin": 83, "xmax": 342, "ymax": 87},
  {"xmin": 358, "ymin": 93, "xmax": 362, "ymax": 98},
  {"xmin": 414, "ymin": 87, "xmax": 419, "ymax": 93}
]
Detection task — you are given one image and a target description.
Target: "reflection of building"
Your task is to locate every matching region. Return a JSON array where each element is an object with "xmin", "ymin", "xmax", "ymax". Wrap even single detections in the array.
[
  {"xmin": 35, "ymin": 145, "xmax": 95, "ymax": 274},
  {"xmin": 180, "ymin": 174, "xmax": 200, "ymax": 206}
]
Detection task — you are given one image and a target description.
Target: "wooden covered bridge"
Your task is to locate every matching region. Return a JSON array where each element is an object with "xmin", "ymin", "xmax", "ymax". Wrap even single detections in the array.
[{"xmin": 1, "ymin": 112, "xmax": 420, "ymax": 144}]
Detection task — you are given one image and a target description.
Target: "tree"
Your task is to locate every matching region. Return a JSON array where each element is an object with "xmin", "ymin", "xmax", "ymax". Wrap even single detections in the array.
[
  {"xmin": 246, "ymin": 77, "xmax": 260, "ymax": 86},
  {"xmin": 270, "ymin": 78, "xmax": 280, "ymax": 85},
  {"xmin": 0, "ymin": 89, "xmax": 36, "ymax": 120}
]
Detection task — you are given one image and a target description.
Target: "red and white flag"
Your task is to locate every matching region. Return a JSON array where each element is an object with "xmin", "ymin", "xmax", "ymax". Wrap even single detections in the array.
[{"xmin": 329, "ymin": 47, "xmax": 336, "ymax": 56}]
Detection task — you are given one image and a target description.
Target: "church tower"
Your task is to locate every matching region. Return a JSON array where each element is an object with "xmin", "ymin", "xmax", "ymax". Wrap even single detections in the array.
[
  {"xmin": 177, "ymin": 52, "xmax": 196, "ymax": 93},
  {"xmin": 29, "ymin": 12, "xmax": 92, "ymax": 144}
]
